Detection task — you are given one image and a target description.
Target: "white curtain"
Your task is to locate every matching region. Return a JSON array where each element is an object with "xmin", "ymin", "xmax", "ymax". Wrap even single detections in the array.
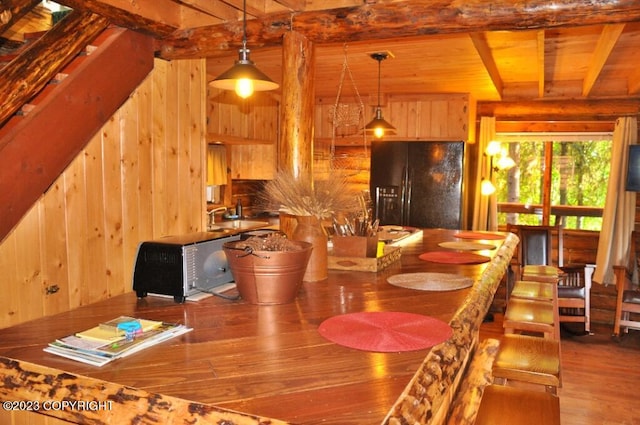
[
  {"xmin": 594, "ymin": 116, "xmax": 637, "ymax": 285},
  {"xmin": 472, "ymin": 117, "xmax": 497, "ymax": 231}
]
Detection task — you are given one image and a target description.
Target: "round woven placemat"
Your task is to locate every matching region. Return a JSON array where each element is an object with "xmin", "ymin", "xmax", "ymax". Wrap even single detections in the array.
[
  {"xmin": 453, "ymin": 231, "xmax": 505, "ymax": 240},
  {"xmin": 318, "ymin": 311, "xmax": 452, "ymax": 352},
  {"xmin": 438, "ymin": 241, "xmax": 496, "ymax": 251},
  {"xmin": 387, "ymin": 272, "xmax": 473, "ymax": 291}
]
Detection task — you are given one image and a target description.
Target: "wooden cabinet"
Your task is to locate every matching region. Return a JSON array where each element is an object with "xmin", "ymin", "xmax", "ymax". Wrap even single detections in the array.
[
  {"xmin": 314, "ymin": 93, "xmax": 476, "ymax": 143},
  {"xmin": 229, "ymin": 144, "xmax": 275, "ymax": 180},
  {"xmin": 207, "ymin": 89, "xmax": 279, "ymax": 180},
  {"xmin": 387, "ymin": 93, "xmax": 476, "ymax": 141}
]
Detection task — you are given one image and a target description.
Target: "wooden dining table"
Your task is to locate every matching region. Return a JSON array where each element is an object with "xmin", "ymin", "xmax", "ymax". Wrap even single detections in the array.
[{"xmin": 0, "ymin": 228, "xmax": 517, "ymax": 425}]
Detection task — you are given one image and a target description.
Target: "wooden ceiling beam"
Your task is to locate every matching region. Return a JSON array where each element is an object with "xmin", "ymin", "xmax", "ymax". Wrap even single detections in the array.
[
  {"xmin": 478, "ymin": 98, "xmax": 640, "ymax": 121},
  {"xmin": 57, "ymin": 0, "xmax": 178, "ymax": 37},
  {"xmin": 582, "ymin": 23, "xmax": 625, "ymax": 97},
  {"xmin": 158, "ymin": 0, "xmax": 640, "ymax": 59},
  {"xmin": 537, "ymin": 30, "xmax": 545, "ymax": 98},
  {"xmin": 177, "ymin": 0, "xmax": 239, "ymax": 21},
  {"xmin": 496, "ymin": 120, "xmax": 615, "ymax": 133},
  {"xmin": 219, "ymin": 0, "xmax": 266, "ymax": 17},
  {"xmin": 469, "ymin": 32, "xmax": 503, "ymax": 100},
  {"xmin": 273, "ymin": 0, "xmax": 305, "ymax": 10},
  {"xmin": 628, "ymin": 69, "xmax": 640, "ymax": 95}
]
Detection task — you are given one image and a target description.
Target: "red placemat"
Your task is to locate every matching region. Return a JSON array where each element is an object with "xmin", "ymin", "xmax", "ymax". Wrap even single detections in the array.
[
  {"xmin": 419, "ymin": 251, "xmax": 490, "ymax": 264},
  {"xmin": 454, "ymin": 231, "xmax": 505, "ymax": 240},
  {"xmin": 318, "ymin": 312, "xmax": 452, "ymax": 352}
]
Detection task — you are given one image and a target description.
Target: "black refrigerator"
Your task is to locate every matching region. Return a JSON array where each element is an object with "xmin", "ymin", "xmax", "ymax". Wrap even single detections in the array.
[{"xmin": 370, "ymin": 141, "xmax": 464, "ymax": 229}]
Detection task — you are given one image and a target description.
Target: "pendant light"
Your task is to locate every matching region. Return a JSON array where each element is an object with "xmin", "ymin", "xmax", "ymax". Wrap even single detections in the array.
[
  {"xmin": 209, "ymin": 0, "xmax": 278, "ymax": 98},
  {"xmin": 364, "ymin": 52, "xmax": 395, "ymax": 138}
]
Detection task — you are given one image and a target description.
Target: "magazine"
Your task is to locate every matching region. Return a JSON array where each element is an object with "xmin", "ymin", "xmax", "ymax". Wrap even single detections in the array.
[{"xmin": 44, "ymin": 317, "xmax": 192, "ymax": 367}]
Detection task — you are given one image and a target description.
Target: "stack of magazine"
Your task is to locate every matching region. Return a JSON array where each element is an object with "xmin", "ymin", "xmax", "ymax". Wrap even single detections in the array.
[{"xmin": 44, "ymin": 316, "xmax": 192, "ymax": 367}]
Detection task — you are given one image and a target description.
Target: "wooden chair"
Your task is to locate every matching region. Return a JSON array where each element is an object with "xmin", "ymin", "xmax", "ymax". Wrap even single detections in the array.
[
  {"xmin": 511, "ymin": 280, "xmax": 555, "ymax": 300},
  {"xmin": 557, "ymin": 263, "xmax": 594, "ymax": 333},
  {"xmin": 492, "ymin": 333, "xmax": 561, "ymax": 394},
  {"xmin": 509, "ymin": 224, "xmax": 558, "ymax": 270},
  {"xmin": 612, "ymin": 231, "xmax": 640, "ymax": 338},
  {"xmin": 474, "ymin": 385, "xmax": 561, "ymax": 425},
  {"xmin": 503, "ymin": 297, "xmax": 557, "ymax": 340},
  {"xmin": 506, "ymin": 224, "xmax": 559, "ymax": 297},
  {"xmin": 507, "ymin": 224, "xmax": 592, "ymax": 332},
  {"xmin": 499, "ymin": 280, "xmax": 562, "ymax": 391}
]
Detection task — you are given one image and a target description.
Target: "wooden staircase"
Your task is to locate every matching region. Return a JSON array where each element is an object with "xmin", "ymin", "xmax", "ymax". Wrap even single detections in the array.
[{"xmin": 0, "ymin": 11, "xmax": 155, "ymax": 242}]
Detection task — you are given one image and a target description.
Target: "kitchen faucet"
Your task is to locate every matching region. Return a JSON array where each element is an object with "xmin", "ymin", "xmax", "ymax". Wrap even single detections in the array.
[
  {"xmin": 207, "ymin": 206, "xmax": 227, "ymax": 230},
  {"xmin": 209, "ymin": 206, "xmax": 228, "ymax": 215}
]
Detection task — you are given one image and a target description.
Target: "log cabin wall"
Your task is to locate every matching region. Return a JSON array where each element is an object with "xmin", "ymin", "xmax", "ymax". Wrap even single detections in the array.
[
  {"xmin": 313, "ymin": 93, "xmax": 475, "ymax": 196},
  {"xmin": 0, "ymin": 58, "xmax": 207, "ymax": 331}
]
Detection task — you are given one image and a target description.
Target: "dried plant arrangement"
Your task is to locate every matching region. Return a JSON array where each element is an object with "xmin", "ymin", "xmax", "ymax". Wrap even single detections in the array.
[
  {"xmin": 233, "ymin": 232, "xmax": 298, "ymax": 252},
  {"xmin": 260, "ymin": 171, "xmax": 360, "ymax": 219}
]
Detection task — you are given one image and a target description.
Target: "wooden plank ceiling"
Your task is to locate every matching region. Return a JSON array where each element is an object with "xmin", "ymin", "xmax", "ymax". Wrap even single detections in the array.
[{"xmin": 3, "ymin": 0, "xmax": 640, "ymax": 103}]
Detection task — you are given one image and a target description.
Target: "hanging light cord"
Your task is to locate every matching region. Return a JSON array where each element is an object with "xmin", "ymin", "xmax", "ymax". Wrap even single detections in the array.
[
  {"xmin": 376, "ymin": 56, "xmax": 382, "ymax": 108},
  {"xmin": 241, "ymin": 0, "xmax": 247, "ymax": 51}
]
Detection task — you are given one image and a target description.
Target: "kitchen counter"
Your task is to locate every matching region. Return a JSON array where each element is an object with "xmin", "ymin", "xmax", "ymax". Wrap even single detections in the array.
[{"xmin": 0, "ymin": 229, "xmax": 517, "ymax": 425}]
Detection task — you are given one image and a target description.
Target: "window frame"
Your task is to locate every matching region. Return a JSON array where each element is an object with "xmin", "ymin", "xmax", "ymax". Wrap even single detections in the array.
[{"xmin": 493, "ymin": 132, "xmax": 613, "ymax": 229}]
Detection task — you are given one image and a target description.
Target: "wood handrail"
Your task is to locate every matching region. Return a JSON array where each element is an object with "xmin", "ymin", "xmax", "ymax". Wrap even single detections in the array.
[{"xmin": 498, "ymin": 202, "xmax": 603, "ymax": 218}]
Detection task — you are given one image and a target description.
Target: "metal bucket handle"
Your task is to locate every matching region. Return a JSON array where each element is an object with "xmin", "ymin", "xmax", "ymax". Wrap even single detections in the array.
[{"xmin": 227, "ymin": 245, "xmax": 271, "ymax": 259}]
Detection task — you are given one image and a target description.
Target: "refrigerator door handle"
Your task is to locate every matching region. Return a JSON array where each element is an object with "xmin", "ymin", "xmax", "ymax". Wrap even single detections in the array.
[
  {"xmin": 405, "ymin": 176, "xmax": 412, "ymax": 225},
  {"xmin": 374, "ymin": 186, "xmax": 381, "ymax": 222},
  {"xmin": 400, "ymin": 167, "xmax": 407, "ymax": 224},
  {"xmin": 401, "ymin": 166, "xmax": 411, "ymax": 226}
]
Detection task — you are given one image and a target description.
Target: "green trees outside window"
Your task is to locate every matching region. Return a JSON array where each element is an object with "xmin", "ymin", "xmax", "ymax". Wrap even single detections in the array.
[{"xmin": 494, "ymin": 138, "xmax": 611, "ymax": 230}]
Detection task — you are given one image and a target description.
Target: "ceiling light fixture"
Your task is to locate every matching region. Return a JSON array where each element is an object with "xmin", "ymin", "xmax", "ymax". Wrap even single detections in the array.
[
  {"xmin": 364, "ymin": 52, "xmax": 395, "ymax": 139},
  {"xmin": 209, "ymin": 0, "xmax": 278, "ymax": 98}
]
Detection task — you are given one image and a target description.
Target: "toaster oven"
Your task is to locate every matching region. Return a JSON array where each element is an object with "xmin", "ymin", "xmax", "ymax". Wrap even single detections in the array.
[{"xmin": 132, "ymin": 232, "xmax": 240, "ymax": 303}]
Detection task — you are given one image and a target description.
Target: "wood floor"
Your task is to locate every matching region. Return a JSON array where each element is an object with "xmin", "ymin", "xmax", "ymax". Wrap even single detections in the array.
[{"xmin": 480, "ymin": 314, "xmax": 640, "ymax": 425}]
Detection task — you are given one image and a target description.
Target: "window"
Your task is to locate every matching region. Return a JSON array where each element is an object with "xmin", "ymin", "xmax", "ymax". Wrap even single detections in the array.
[{"xmin": 492, "ymin": 133, "xmax": 612, "ymax": 230}]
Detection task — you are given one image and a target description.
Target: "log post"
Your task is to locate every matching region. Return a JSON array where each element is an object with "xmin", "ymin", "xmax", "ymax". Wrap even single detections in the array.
[
  {"xmin": 278, "ymin": 31, "xmax": 315, "ymax": 237},
  {"xmin": 279, "ymin": 30, "xmax": 315, "ymax": 179}
]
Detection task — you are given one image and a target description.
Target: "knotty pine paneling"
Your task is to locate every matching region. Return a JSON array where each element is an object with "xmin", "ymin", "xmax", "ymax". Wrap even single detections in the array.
[
  {"xmin": 208, "ymin": 89, "xmax": 279, "ymax": 141},
  {"xmin": 229, "ymin": 144, "xmax": 275, "ymax": 179},
  {"xmin": 0, "ymin": 58, "xmax": 207, "ymax": 330},
  {"xmin": 207, "ymin": 89, "xmax": 279, "ymax": 182},
  {"xmin": 315, "ymin": 93, "xmax": 475, "ymax": 143}
]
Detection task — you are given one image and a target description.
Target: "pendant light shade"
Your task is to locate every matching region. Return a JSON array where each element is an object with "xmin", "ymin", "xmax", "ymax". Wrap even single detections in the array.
[
  {"xmin": 209, "ymin": 0, "xmax": 278, "ymax": 98},
  {"xmin": 365, "ymin": 107, "xmax": 396, "ymax": 139},
  {"xmin": 365, "ymin": 52, "xmax": 395, "ymax": 138}
]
